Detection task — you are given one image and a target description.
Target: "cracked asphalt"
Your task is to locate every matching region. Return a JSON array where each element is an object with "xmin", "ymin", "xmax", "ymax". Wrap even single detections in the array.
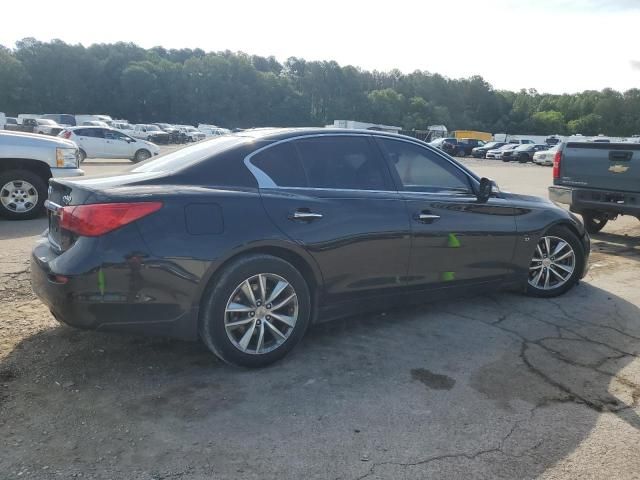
[{"xmin": 1, "ymin": 156, "xmax": 639, "ymax": 479}]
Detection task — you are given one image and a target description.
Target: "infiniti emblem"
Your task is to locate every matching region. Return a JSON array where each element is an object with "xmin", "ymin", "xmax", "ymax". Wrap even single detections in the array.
[{"xmin": 62, "ymin": 194, "xmax": 72, "ymax": 205}]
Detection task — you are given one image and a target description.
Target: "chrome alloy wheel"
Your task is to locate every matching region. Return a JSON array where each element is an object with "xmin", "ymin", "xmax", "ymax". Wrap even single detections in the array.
[
  {"xmin": 528, "ymin": 235, "xmax": 576, "ymax": 290},
  {"xmin": 224, "ymin": 273, "xmax": 299, "ymax": 355},
  {"xmin": 1, "ymin": 180, "xmax": 38, "ymax": 213}
]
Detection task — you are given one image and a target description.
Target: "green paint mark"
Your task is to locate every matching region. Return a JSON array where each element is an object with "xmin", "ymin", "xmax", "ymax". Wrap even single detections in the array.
[
  {"xmin": 441, "ymin": 271, "xmax": 456, "ymax": 282},
  {"xmin": 98, "ymin": 268, "xmax": 105, "ymax": 296},
  {"xmin": 447, "ymin": 233, "xmax": 461, "ymax": 248}
]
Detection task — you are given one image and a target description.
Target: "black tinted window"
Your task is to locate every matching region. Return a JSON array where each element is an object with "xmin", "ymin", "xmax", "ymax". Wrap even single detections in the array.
[
  {"xmin": 251, "ymin": 142, "xmax": 307, "ymax": 187},
  {"xmin": 294, "ymin": 136, "xmax": 387, "ymax": 190},
  {"xmin": 75, "ymin": 128, "xmax": 104, "ymax": 138},
  {"xmin": 378, "ymin": 139, "xmax": 471, "ymax": 193}
]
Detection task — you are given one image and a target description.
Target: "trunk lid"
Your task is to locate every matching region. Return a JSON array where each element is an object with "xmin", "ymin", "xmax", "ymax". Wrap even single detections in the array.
[{"xmin": 559, "ymin": 142, "xmax": 640, "ymax": 192}]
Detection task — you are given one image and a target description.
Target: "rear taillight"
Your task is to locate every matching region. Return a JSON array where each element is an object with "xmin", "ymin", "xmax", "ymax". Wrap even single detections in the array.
[
  {"xmin": 552, "ymin": 150, "xmax": 562, "ymax": 178},
  {"xmin": 61, "ymin": 130, "xmax": 72, "ymax": 139},
  {"xmin": 60, "ymin": 202, "xmax": 162, "ymax": 237}
]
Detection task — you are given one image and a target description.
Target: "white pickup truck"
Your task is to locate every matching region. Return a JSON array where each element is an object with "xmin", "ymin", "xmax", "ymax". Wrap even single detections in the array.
[{"xmin": 0, "ymin": 131, "xmax": 84, "ymax": 220}]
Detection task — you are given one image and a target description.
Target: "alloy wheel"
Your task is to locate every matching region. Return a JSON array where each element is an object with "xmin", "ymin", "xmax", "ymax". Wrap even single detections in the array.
[
  {"xmin": 224, "ymin": 273, "xmax": 299, "ymax": 355},
  {"xmin": 0, "ymin": 180, "xmax": 38, "ymax": 213},
  {"xmin": 528, "ymin": 235, "xmax": 576, "ymax": 290}
]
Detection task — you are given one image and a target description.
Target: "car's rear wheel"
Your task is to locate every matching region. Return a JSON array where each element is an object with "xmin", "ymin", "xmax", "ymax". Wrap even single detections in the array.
[
  {"xmin": 581, "ymin": 211, "xmax": 608, "ymax": 233},
  {"xmin": 78, "ymin": 149, "xmax": 87, "ymax": 163},
  {"xmin": 525, "ymin": 226, "xmax": 584, "ymax": 297},
  {"xmin": 133, "ymin": 149, "xmax": 151, "ymax": 163},
  {"xmin": 199, "ymin": 254, "xmax": 311, "ymax": 367},
  {"xmin": 0, "ymin": 170, "xmax": 47, "ymax": 220}
]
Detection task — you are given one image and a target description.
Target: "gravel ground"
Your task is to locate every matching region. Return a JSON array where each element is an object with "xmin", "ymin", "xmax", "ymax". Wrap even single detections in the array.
[{"xmin": 1, "ymin": 154, "xmax": 639, "ymax": 479}]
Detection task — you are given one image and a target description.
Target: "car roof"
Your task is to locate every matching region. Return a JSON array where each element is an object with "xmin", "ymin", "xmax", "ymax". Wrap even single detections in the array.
[{"xmin": 229, "ymin": 127, "xmax": 428, "ymax": 143}]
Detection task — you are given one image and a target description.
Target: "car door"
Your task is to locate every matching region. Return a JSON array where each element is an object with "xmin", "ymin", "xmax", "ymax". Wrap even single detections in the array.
[
  {"xmin": 250, "ymin": 134, "xmax": 411, "ymax": 308},
  {"xmin": 104, "ymin": 130, "xmax": 133, "ymax": 158},
  {"xmin": 375, "ymin": 136, "xmax": 520, "ymax": 289},
  {"xmin": 74, "ymin": 128, "xmax": 106, "ymax": 157}
]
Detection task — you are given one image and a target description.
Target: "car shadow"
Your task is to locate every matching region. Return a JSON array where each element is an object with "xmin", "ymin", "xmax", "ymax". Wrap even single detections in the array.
[
  {"xmin": 0, "ymin": 217, "xmax": 47, "ymax": 240},
  {"xmin": 1, "ymin": 282, "xmax": 639, "ymax": 478},
  {"xmin": 590, "ymin": 230, "xmax": 640, "ymax": 262}
]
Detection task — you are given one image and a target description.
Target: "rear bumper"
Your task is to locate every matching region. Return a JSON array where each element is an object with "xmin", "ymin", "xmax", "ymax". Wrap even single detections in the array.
[
  {"xmin": 549, "ymin": 186, "xmax": 640, "ymax": 217},
  {"xmin": 31, "ymin": 237, "xmax": 200, "ymax": 341},
  {"xmin": 51, "ymin": 167, "xmax": 84, "ymax": 178}
]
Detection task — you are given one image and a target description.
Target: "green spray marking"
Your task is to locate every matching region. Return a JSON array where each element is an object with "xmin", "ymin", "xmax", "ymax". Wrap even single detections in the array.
[
  {"xmin": 98, "ymin": 268, "xmax": 105, "ymax": 296},
  {"xmin": 447, "ymin": 233, "xmax": 461, "ymax": 248},
  {"xmin": 441, "ymin": 271, "xmax": 456, "ymax": 282}
]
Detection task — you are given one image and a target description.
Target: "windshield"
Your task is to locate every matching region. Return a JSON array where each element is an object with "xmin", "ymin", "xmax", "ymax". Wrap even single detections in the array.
[
  {"xmin": 147, "ymin": 125, "xmax": 162, "ymax": 131},
  {"xmin": 515, "ymin": 144, "xmax": 531, "ymax": 151},
  {"xmin": 499, "ymin": 144, "xmax": 517, "ymax": 150},
  {"xmin": 38, "ymin": 119, "xmax": 56, "ymax": 125},
  {"xmin": 132, "ymin": 135, "xmax": 247, "ymax": 173},
  {"xmin": 186, "ymin": 127, "xmax": 197, "ymax": 132},
  {"xmin": 483, "ymin": 142, "xmax": 501, "ymax": 149}
]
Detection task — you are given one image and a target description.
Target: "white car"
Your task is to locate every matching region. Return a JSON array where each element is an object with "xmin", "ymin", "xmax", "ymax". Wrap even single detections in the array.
[
  {"xmin": 0, "ymin": 131, "xmax": 83, "ymax": 219},
  {"xmin": 112, "ymin": 121, "xmax": 136, "ymax": 135},
  {"xmin": 133, "ymin": 124, "xmax": 170, "ymax": 144},
  {"xmin": 533, "ymin": 145, "xmax": 560, "ymax": 166},
  {"xmin": 176, "ymin": 125, "xmax": 206, "ymax": 142},
  {"xmin": 34, "ymin": 119, "xmax": 64, "ymax": 136},
  {"xmin": 198, "ymin": 124, "xmax": 230, "ymax": 137},
  {"xmin": 486, "ymin": 143, "xmax": 518, "ymax": 159},
  {"xmin": 59, "ymin": 126, "xmax": 160, "ymax": 162}
]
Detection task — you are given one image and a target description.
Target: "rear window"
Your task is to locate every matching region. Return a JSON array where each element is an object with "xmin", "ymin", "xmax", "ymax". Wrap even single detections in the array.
[
  {"xmin": 251, "ymin": 142, "xmax": 307, "ymax": 187},
  {"xmin": 132, "ymin": 136, "xmax": 248, "ymax": 173}
]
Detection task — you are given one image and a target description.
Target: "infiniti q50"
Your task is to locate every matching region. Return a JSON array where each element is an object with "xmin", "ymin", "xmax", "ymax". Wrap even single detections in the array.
[{"xmin": 31, "ymin": 128, "xmax": 589, "ymax": 367}]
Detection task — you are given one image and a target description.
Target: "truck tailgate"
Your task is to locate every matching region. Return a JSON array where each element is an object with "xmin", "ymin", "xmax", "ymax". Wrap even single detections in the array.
[{"xmin": 561, "ymin": 142, "xmax": 640, "ymax": 193}]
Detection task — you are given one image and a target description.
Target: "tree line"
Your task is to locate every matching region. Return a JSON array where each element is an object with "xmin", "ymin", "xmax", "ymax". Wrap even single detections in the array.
[{"xmin": 1, "ymin": 38, "xmax": 638, "ymax": 136}]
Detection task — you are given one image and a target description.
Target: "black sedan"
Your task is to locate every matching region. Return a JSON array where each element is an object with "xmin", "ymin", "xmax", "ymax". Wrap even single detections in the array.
[
  {"xmin": 471, "ymin": 141, "xmax": 507, "ymax": 158},
  {"xmin": 510, "ymin": 144, "xmax": 550, "ymax": 163},
  {"xmin": 32, "ymin": 129, "xmax": 590, "ymax": 367}
]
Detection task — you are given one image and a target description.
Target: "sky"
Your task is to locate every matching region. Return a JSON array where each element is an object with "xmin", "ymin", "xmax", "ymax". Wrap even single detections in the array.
[{"xmin": 3, "ymin": 0, "xmax": 640, "ymax": 94}]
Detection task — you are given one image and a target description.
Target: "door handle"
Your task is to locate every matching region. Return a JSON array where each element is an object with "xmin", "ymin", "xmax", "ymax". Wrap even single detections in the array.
[
  {"xmin": 415, "ymin": 212, "xmax": 441, "ymax": 223},
  {"xmin": 290, "ymin": 210, "xmax": 323, "ymax": 221}
]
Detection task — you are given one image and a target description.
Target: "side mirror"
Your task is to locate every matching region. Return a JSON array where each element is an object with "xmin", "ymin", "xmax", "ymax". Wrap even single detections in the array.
[{"xmin": 477, "ymin": 177, "xmax": 493, "ymax": 203}]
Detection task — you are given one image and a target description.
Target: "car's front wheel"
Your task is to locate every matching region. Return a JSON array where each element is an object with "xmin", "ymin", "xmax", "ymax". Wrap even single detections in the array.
[
  {"xmin": 0, "ymin": 170, "xmax": 47, "ymax": 220},
  {"xmin": 199, "ymin": 254, "xmax": 311, "ymax": 367},
  {"xmin": 526, "ymin": 226, "xmax": 585, "ymax": 297},
  {"xmin": 133, "ymin": 149, "xmax": 151, "ymax": 163}
]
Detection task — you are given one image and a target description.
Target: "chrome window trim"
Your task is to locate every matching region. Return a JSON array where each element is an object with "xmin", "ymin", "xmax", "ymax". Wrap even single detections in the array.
[{"xmin": 243, "ymin": 132, "xmax": 478, "ymax": 195}]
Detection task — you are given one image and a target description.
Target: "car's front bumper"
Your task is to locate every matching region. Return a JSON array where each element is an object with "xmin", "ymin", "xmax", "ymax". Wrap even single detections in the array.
[{"xmin": 50, "ymin": 167, "xmax": 84, "ymax": 178}]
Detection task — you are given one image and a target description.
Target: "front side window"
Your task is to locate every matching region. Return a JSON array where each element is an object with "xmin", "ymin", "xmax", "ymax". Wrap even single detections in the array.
[
  {"xmin": 105, "ymin": 130, "xmax": 128, "ymax": 140},
  {"xmin": 293, "ymin": 136, "xmax": 388, "ymax": 190},
  {"xmin": 377, "ymin": 138, "xmax": 472, "ymax": 194}
]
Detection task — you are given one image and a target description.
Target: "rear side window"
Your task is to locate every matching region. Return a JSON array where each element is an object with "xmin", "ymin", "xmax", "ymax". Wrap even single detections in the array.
[
  {"xmin": 377, "ymin": 138, "xmax": 471, "ymax": 194},
  {"xmin": 293, "ymin": 136, "xmax": 388, "ymax": 190},
  {"xmin": 75, "ymin": 128, "xmax": 104, "ymax": 138},
  {"xmin": 251, "ymin": 142, "xmax": 307, "ymax": 187}
]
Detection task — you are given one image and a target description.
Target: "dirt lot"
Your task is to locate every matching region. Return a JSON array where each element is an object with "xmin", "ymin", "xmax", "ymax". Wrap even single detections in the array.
[{"xmin": 1, "ymin": 154, "xmax": 639, "ymax": 479}]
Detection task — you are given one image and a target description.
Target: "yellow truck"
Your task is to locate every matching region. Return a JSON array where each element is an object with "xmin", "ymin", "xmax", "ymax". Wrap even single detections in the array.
[{"xmin": 452, "ymin": 130, "xmax": 493, "ymax": 142}]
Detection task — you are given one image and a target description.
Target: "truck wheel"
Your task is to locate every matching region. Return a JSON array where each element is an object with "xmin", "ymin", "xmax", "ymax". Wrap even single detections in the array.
[
  {"xmin": 0, "ymin": 170, "xmax": 47, "ymax": 220},
  {"xmin": 581, "ymin": 212, "xmax": 608, "ymax": 233}
]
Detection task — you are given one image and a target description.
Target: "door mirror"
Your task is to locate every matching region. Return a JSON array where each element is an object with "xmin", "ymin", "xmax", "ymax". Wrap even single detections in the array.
[{"xmin": 477, "ymin": 177, "xmax": 493, "ymax": 203}]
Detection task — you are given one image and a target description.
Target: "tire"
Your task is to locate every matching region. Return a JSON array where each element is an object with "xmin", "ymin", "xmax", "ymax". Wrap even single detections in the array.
[
  {"xmin": 518, "ymin": 154, "xmax": 530, "ymax": 164},
  {"xmin": 0, "ymin": 169, "xmax": 47, "ymax": 220},
  {"xmin": 199, "ymin": 254, "xmax": 311, "ymax": 368},
  {"xmin": 133, "ymin": 149, "xmax": 151, "ymax": 163},
  {"xmin": 525, "ymin": 225, "xmax": 585, "ymax": 298},
  {"xmin": 581, "ymin": 212, "xmax": 608, "ymax": 233},
  {"xmin": 78, "ymin": 149, "xmax": 87, "ymax": 163}
]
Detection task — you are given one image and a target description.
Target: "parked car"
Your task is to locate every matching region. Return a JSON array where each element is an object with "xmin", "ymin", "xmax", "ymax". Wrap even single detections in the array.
[
  {"xmin": 5, "ymin": 118, "xmax": 38, "ymax": 133},
  {"xmin": 153, "ymin": 123, "xmax": 184, "ymax": 144},
  {"xmin": 471, "ymin": 141, "xmax": 507, "ymax": 158},
  {"xmin": 506, "ymin": 139, "xmax": 535, "ymax": 145},
  {"xmin": 533, "ymin": 145, "xmax": 560, "ymax": 166},
  {"xmin": 0, "ymin": 131, "xmax": 83, "ymax": 219},
  {"xmin": 112, "ymin": 121, "xmax": 136, "ymax": 135},
  {"xmin": 177, "ymin": 125, "xmax": 206, "ymax": 142},
  {"xmin": 442, "ymin": 138, "xmax": 486, "ymax": 157},
  {"xmin": 59, "ymin": 126, "xmax": 160, "ymax": 162},
  {"xmin": 133, "ymin": 124, "xmax": 170, "ymax": 144},
  {"xmin": 82, "ymin": 121, "xmax": 110, "ymax": 128},
  {"xmin": 41, "ymin": 114, "xmax": 77, "ymax": 127},
  {"xmin": 34, "ymin": 119, "xmax": 64, "ymax": 136},
  {"xmin": 511, "ymin": 144, "xmax": 549, "ymax": 163},
  {"xmin": 428, "ymin": 137, "xmax": 456, "ymax": 150},
  {"xmin": 486, "ymin": 143, "xmax": 518, "ymax": 159},
  {"xmin": 549, "ymin": 141, "xmax": 640, "ymax": 233},
  {"xmin": 32, "ymin": 129, "xmax": 589, "ymax": 367},
  {"xmin": 75, "ymin": 114, "xmax": 112, "ymax": 126},
  {"xmin": 3, "ymin": 117, "xmax": 20, "ymax": 130},
  {"xmin": 198, "ymin": 125, "xmax": 230, "ymax": 137}
]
